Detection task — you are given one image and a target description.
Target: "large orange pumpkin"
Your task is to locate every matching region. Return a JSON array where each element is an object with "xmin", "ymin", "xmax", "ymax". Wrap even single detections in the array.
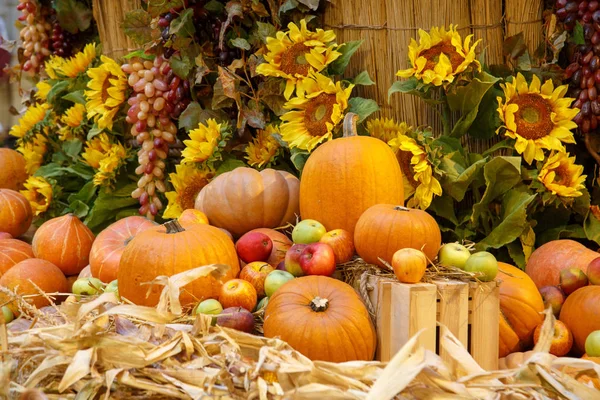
[
  {"xmin": 497, "ymin": 263, "xmax": 545, "ymax": 357},
  {"xmin": 263, "ymin": 275, "xmax": 376, "ymax": 362},
  {"xmin": 32, "ymin": 214, "xmax": 95, "ymax": 276},
  {"xmin": 0, "ymin": 189, "xmax": 33, "ymax": 238},
  {"xmin": 0, "ymin": 258, "xmax": 68, "ymax": 315},
  {"xmin": 354, "ymin": 205, "xmax": 441, "ymax": 267},
  {"xmin": 89, "ymin": 216, "xmax": 156, "ymax": 283},
  {"xmin": 0, "ymin": 148, "xmax": 27, "ymax": 190},
  {"xmin": 526, "ymin": 240, "xmax": 599, "ymax": 288},
  {"xmin": 250, "ymin": 228, "xmax": 292, "ymax": 267},
  {"xmin": 560, "ymin": 285, "xmax": 600, "ymax": 355},
  {"xmin": 195, "ymin": 168, "xmax": 299, "ymax": 238},
  {"xmin": 118, "ymin": 220, "xmax": 240, "ymax": 307},
  {"xmin": 0, "ymin": 239, "xmax": 34, "ymax": 277},
  {"xmin": 299, "ymin": 113, "xmax": 404, "ymax": 236}
]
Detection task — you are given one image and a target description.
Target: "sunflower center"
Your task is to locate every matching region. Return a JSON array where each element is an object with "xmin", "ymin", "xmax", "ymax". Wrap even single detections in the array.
[
  {"xmin": 101, "ymin": 75, "xmax": 113, "ymax": 103},
  {"xmin": 280, "ymin": 43, "xmax": 312, "ymax": 76},
  {"xmin": 509, "ymin": 93, "xmax": 554, "ymax": 140},
  {"xmin": 553, "ymin": 164, "xmax": 573, "ymax": 187},
  {"xmin": 303, "ymin": 93, "xmax": 335, "ymax": 137},
  {"xmin": 397, "ymin": 150, "xmax": 419, "ymax": 188},
  {"xmin": 420, "ymin": 41, "xmax": 465, "ymax": 71},
  {"xmin": 179, "ymin": 177, "xmax": 209, "ymax": 210}
]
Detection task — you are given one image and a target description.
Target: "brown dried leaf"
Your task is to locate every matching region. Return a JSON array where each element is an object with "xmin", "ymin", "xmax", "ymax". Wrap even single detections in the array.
[{"xmin": 58, "ymin": 347, "xmax": 96, "ymax": 391}]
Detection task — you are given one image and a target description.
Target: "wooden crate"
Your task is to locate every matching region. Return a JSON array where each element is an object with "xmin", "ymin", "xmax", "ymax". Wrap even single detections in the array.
[{"xmin": 367, "ymin": 276, "xmax": 500, "ymax": 370}]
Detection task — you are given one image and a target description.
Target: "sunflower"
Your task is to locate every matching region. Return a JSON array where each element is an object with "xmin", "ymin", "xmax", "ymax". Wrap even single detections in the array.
[
  {"xmin": 93, "ymin": 143, "xmax": 127, "ymax": 186},
  {"xmin": 9, "ymin": 103, "xmax": 50, "ymax": 139},
  {"xmin": 85, "ymin": 55, "xmax": 127, "ymax": 130},
  {"xmin": 60, "ymin": 43, "xmax": 97, "ymax": 78},
  {"xmin": 35, "ymin": 81, "xmax": 51, "ymax": 102},
  {"xmin": 280, "ymin": 72, "xmax": 353, "ymax": 152},
  {"xmin": 163, "ymin": 164, "xmax": 214, "ymax": 219},
  {"xmin": 538, "ymin": 152, "xmax": 586, "ymax": 198},
  {"xmin": 17, "ymin": 134, "xmax": 48, "ymax": 175},
  {"xmin": 256, "ymin": 19, "xmax": 341, "ymax": 99},
  {"xmin": 82, "ymin": 133, "xmax": 113, "ymax": 169},
  {"xmin": 20, "ymin": 176, "xmax": 53, "ymax": 216},
  {"xmin": 246, "ymin": 125, "xmax": 282, "ymax": 168},
  {"xmin": 181, "ymin": 119, "xmax": 231, "ymax": 165},
  {"xmin": 44, "ymin": 55, "xmax": 65, "ymax": 79},
  {"xmin": 396, "ymin": 25, "xmax": 480, "ymax": 86},
  {"xmin": 62, "ymin": 103, "xmax": 86, "ymax": 128},
  {"xmin": 497, "ymin": 73, "xmax": 579, "ymax": 165},
  {"xmin": 388, "ymin": 134, "xmax": 442, "ymax": 210},
  {"xmin": 367, "ymin": 117, "xmax": 413, "ymax": 143}
]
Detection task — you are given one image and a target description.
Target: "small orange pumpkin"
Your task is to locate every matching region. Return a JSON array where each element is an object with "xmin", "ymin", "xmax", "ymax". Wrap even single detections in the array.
[
  {"xmin": 0, "ymin": 148, "xmax": 27, "ymax": 190},
  {"xmin": 32, "ymin": 214, "xmax": 95, "ymax": 276},
  {"xmin": 392, "ymin": 248, "xmax": 428, "ymax": 283},
  {"xmin": 0, "ymin": 189, "xmax": 33, "ymax": 238},
  {"xmin": 560, "ymin": 285, "xmax": 600, "ymax": 355},
  {"xmin": 0, "ymin": 239, "xmax": 34, "ymax": 277}
]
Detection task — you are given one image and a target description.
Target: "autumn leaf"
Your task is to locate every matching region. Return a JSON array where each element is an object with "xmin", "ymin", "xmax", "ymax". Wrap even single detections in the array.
[
  {"xmin": 122, "ymin": 10, "xmax": 159, "ymax": 45},
  {"xmin": 147, "ymin": 0, "xmax": 185, "ymax": 17},
  {"xmin": 54, "ymin": 0, "xmax": 92, "ymax": 34}
]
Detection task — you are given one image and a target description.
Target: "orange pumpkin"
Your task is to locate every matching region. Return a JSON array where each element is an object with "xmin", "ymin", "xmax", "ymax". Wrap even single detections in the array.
[
  {"xmin": 392, "ymin": 248, "xmax": 428, "ymax": 283},
  {"xmin": 526, "ymin": 240, "xmax": 599, "ymax": 288},
  {"xmin": 497, "ymin": 263, "xmax": 545, "ymax": 357},
  {"xmin": 299, "ymin": 113, "xmax": 404, "ymax": 236},
  {"xmin": 32, "ymin": 214, "xmax": 95, "ymax": 276},
  {"xmin": 195, "ymin": 168, "xmax": 299, "ymax": 238},
  {"xmin": 0, "ymin": 148, "xmax": 27, "ymax": 190},
  {"xmin": 250, "ymin": 228, "xmax": 292, "ymax": 267},
  {"xmin": 354, "ymin": 205, "xmax": 441, "ymax": 267},
  {"xmin": 89, "ymin": 216, "xmax": 156, "ymax": 283},
  {"xmin": 263, "ymin": 275, "xmax": 376, "ymax": 362},
  {"xmin": 118, "ymin": 220, "xmax": 240, "ymax": 307},
  {"xmin": 0, "ymin": 239, "xmax": 34, "ymax": 277},
  {"xmin": 560, "ymin": 285, "xmax": 600, "ymax": 355},
  {"xmin": 0, "ymin": 258, "xmax": 68, "ymax": 315},
  {"xmin": 178, "ymin": 209, "xmax": 209, "ymax": 226},
  {"xmin": 0, "ymin": 189, "xmax": 33, "ymax": 238}
]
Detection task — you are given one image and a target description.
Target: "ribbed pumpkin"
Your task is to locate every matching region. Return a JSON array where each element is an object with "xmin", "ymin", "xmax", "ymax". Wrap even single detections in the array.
[
  {"xmin": 497, "ymin": 263, "xmax": 545, "ymax": 357},
  {"xmin": 0, "ymin": 189, "xmax": 33, "ymax": 238},
  {"xmin": 32, "ymin": 214, "xmax": 95, "ymax": 276},
  {"xmin": 89, "ymin": 216, "xmax": 157, "ymax": 283},
  {"xmin": 0, "ymin": 258, "xmax": 68, "ymax": 315},
  {"xmin": 498, "ymin": 351, "xmax": 551, "ymax": 369},
  {"xmin": 263, "ymin": 275, "xmax": 376, "ymax": 362},
  {"xmin": 0, "ymin": 148, "xmax": 27, "ymax": 190},
  {"xmin": 560, "ymin": 285, "xmax": 600, "ymax": 355},
  {"xmin": 299, "ymin": 113, "xmax": 404, "ymax": 236},
  {"xmin": 195, "ymin": 168, "xmax": 299, "ymax": 238},
  {"xmin": 0, "ymin": 239, "xmax": 34, "ymax": 277},
  {"xmin": 178, "ymin": 209, "xmax": 209, "ymax": 226},
  {"xmin": 354, "ymin": 205, "xmax": 441, "ymax": 267},
  {"xmin": 118, "ymin": 220, "xmax": 240, "ymax": 307},
  {"xmin": 526, "ymin": 240, "xmax": 598, "ymax": 288}
]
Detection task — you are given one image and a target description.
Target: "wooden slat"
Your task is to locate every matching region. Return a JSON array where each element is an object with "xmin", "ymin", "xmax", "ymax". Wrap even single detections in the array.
[
  {"xmin": 469, "ymin": 281, "xmax": 500, "ymax": 370},
  {"xmin": 435, "ymin": 280, "xmax": 469, "ymax": 365}
]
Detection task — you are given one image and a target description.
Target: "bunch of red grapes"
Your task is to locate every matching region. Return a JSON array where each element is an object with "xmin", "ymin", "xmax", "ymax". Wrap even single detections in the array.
[
  {"xmin": 50, "ymin": 21, "xmax": 74, "ymax": 58},
  {"xmin": 17, "ymin": 0, "xmax": 51, "ymax": 76}
]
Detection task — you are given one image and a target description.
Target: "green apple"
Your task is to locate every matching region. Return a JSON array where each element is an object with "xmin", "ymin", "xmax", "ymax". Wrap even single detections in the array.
[
  {"xmin": 292, "ymin": 219, "xmax": 327, "ymax": 244},
  {"xmin": 195, "ymin": 299, "xmax": 223, "ymax": 315},
  {"xmin": 464, "ymin": 251, "xmax": 498, "ymax": 282},
  {"xmin": 585, "ymin": 330, "xmax": 600, "ymax": 357},
  {"xmin": 438, "ymin": 243, "xmax": 471, "ymax": 269},
  {"xmin": 255, "ymin": 296, "xmax": 269, "ymax": 312},
  {"xmin": 264, "ymin": 270, "xmax": 294, "ymax": 297},
  {"xmin": 72, "ymin": 277, "xmax": 105, "ymax": 296},
  {"xmin": 104, "ymin": 280, "xmax": 119, "ymax": 299},
  {"xmin": 2, "ymin": 305, "xmax": 13, "ymax": 324}
]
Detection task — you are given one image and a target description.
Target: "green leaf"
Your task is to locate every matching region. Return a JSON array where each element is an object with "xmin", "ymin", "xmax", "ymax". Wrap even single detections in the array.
[
  {"xmin": 169, "ymin": 53, "xmax": 193, "ymax": 78},
  {"xmin": 584, "ymin": 210, "xmax": 600, "ymax": 245},
  {"xmin": 348, "ymin": 97, "xmax": 379, "ymax": 123},
  {"xmin": 47, "ymin": 81, "xmax": 69, "ymax": 103},
  {"xmin": 68, "ymin": 181, "xmax": 97, "ymax": 204},
  {"xmin": 256, "ymin": 22, "xmax": 276, "ymax": 43},
  {"xmin": 147, "ymin": 0, "xmax": 185, "ymax": 17},
  {"xmin": 476, "ymin": 189, "xmax": 536, "ymax": 251},
  {"xmin": 388, "ymin": 77, "xmax": 443, "ymax": 105},
  {"xmin": 69, "ymin": 200, "xmax": 90, "ymax": 219},
  {"xmin": 215, "ymin": 157, "xmax": 246, "ymax": 176},
  {"xmin": 503, "ymin": 32, "xmax": 527, "ymax": 60},
  {"xmin": 122, "ymin": 10, "xmax": 158, "ymax": 45},
  {"xmin": 353, "ymin": 70, "xmax": 375, "ymax": 86},
  {"xmin": 33, "ymin": 163, "xmax": 63, "ymax": 178},
  {"xmin": 62, "ymin": 90, "xmax": 86, "ymax": 105},
  {"xmin": 169, "ymin": 9, "xmax": 195, "ymax": 38},
  {"xmin": 53, "ymin": 0, "xmax": 92, "ymax": 33},
  {"xmin": 428, "ymin": 195, "xmax": 458, "ymax": 225},
  {"xmin": 290, "ymin": 148, "xmax": 309, "ymax": 174},
  {"xmin": 572, "ymin": 21, "xmax": 586, "ymax": 45},
  {"xmin": 123, "ymin": 49, "xmax": 154, "ymax": 61},
  {"xmin": 328, "ymin": 41, "xmax": 362, "ymax": 76},
  {"xmin": 85, "ymin": 183, "xmax": 139, "ymax": 230},
  {"xmin": 230, "ymin": 37, "xmax": 251, "ymax": 51},
  {"xmin": 62, "ymin": 140, "xmax": 83, "ymax": 161},
  {"xmin": 279, "ymin": 0, "xmax": 299, "ymax": 14},
  {"xmin": 179, "ymin": 102, "xmax": 202, "ymax": 132},
  {"xmin": 439, "ymin": 158, "xmax": 487, "ymax": 202},
  {"xmin": 481, "ymin": 139, "xmax": 513, "ymax": 157},
  {"xmin": 205, "ymin": 0, "xmax": 225, "ymax": 13},
  {"xmin": 297, "ymin": 0, "xmax": 320, "ymax": 10},
  {"xmin": 63, "ymin": 164, "xmax": 94, "ymax": 180},
  {"xmin": 87, "ymin": 125, "xmax": 103, "ymax": 141},
  {"xmin": 506, "ymin": 242, "xmax": 526, "ymax": 269}
]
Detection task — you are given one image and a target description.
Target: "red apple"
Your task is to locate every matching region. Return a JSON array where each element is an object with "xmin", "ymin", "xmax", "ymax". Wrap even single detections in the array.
[
  {"xmin": 560, "ymin": 268, "xmax": 589, "ymax": 296},
  {"xmin": 239, "ymin": 261, "xmax": 274, "ymax": 298},
  {"xmin": 235, "ymin": 232, "xmax": 273, "ymax": 263},
  {"xmin": 216, "ymin": 307, "xmax": 255, "ymax": 332},
  {"xmin": 299, "ymin": 243, "xmax": 336, "ymax": 276},
  {"xmin": 587, "ymin": 257, "xmax": 600, "ymax": 285},
  {"xmin": 533, "ymin": 320, "xmax": 573, "ymax": 357},
  {"xmin": 219, "ymin": 279, "xmax": 257, "ymax": 311},
  {"xmin": 276, "ymin": 261, "xmax": 286, "ymax": 271},
  {"xmin": 319, "ymin": 229, "xmax": 355, "ymax": 264},
  {"xmin": 284, "ymin": 244, "xmax": 306, "ymax": 277},
  {"xmin": 539, "ymin": 285, "xmax": 565, "ymax": 317},
  {"xmin": 250, "ymin": 228, "xmax": 292, "ymax": 268},
  {"xmin": 0, "ymin": 232, "xmax": 13, "ymax": 240}
]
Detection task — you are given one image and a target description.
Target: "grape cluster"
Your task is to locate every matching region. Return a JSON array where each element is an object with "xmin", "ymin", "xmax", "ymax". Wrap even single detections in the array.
[
  {"xmin": 122, "ymin": 57, "xmax": 190, "ymax": 218},
  {"xmin": 17, "ymin": 0, "xmax": 51, "ymax": 76},
  {"xmin": 50, "ymin": 22, "xmax": 74, "ymax": 58}
]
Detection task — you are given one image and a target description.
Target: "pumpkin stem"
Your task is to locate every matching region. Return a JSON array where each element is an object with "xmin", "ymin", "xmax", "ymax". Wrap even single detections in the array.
[
  {"xmin": 342, "ymin": 113, "xmax": 358, "ymax": 138},
  {"xmin": 164, "ymin": 220, "xmax": 185, "ymax": 234},
  {"xmin": 393, "ymin": 206, "xmax": 410, "ymax": 212},
  {"xmin": 310, "ymin": 296, "xmax": 329, "ymax": 312}
]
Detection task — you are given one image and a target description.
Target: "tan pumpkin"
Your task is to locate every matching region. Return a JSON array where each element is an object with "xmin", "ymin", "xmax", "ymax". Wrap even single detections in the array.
[
  {"xmin": 498, "ymin": 351, "xmax": 554, "ymax": 369},
  {"xmin": 118, "ymin": 220, "xmax": 240, "ymax": 307},
  {"xmin": 195, "ymin": 168, "xmax": 299, "ymax": 238},
  {"xmin": 560, "ymin": 285, "xmax": 600, "ymax": 355},
  {"xmin": 299, "ymin": 113, "xmax": 404, "ymax": 236},
  {"xmin": 0, "ymin": 148, "xmax": 27, "ymax": 190},
  {"xmin": 0, "ymin": 189, "xmax": 33, "ymax": 238},
  {"xmin": 526, "ymin": 240, "xmax": 599, "ymax": 288},
  {"xmin": 354, "ymin": 205, "xmax": 441, "ymax": 267},
  {"xmin": 0, "ymin": 239, "xmax": 34, "ymax": 277},
  {"xmin": 32, "ymin": 214, "xmax": 95, "ymax": 276},
  {"xmin": 497, "ymin": 263, "xmax": 545, "ymax": 357},
  {"xmin": 263, "ymin": 275, "xmax": 376, "ymax": 363},
  {"xmin": 89, "ymin": 216, "xmax": 157, "ymax": 283}
]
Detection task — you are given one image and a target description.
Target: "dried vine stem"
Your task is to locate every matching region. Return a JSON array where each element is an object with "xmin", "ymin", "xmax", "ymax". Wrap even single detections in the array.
[{"xmin": 585, "ymin": 132, "xmax": 600, "ymax": 166}]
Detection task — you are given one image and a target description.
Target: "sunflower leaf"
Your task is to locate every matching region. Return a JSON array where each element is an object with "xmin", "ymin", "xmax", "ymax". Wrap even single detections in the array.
[
  {"xmin": 256, "ymin": 22, "xmax": 276, "ymax": 43},
  {"xmin": 439, "ymin": 157, "xmax": 487, "ymax": 202},
  {"xmin": 46, "ymin": 81, "xmax": 69, "ymax": 104},
  {"xmin": 348, "ymin": 97, "xmax": 379, "ymax": 123},
  {"xmin": 62, "ymin": 90, "xmax": 86, "ymax": 105},
  {"xmin": 584, "ymin": 208, "xmax": 600, "ymax": 245},
  {"xmin": 87, "ymin": 125, "xmax": 104, "ymax": 141},
  {"xmin": 53, "ymin": 0, "xmax": 92, "ymax": 34},
  {"xmin": 215, "ymin": 156, "xmax": 246, "ymax": 176},
  {"xmin": 469, "ymin": 87, "xmax": 503, "ymax": 140},
  {"xmin": 290, "ymin": 148, "xmax": 310, "ymax": 174},
  {"xmin": 62, "ymin": 140, "xmax": 82, "ymax": 161},
  {"xmin": 353, "ymin": 70, "xmax": 375, "ymax": 86},
  {"xmin": 68, "ymin": 200, "xmax": 90, "ymax": 219},
  {"xmin": 428, "ymin": 195, "xmax": 458, "ymax": 225},
  {"xmin": 328, "ymin": 40, "xmax": 363, "ymax": 76},
  {"xmin": 122, "ymin": 10, "xmax": 159, "ymax": 45}
]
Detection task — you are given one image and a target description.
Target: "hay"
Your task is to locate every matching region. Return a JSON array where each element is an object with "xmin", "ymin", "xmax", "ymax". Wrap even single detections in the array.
[{"xmin": 92, "ymin": 0, "xmax": 142, "ymax": 58}]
